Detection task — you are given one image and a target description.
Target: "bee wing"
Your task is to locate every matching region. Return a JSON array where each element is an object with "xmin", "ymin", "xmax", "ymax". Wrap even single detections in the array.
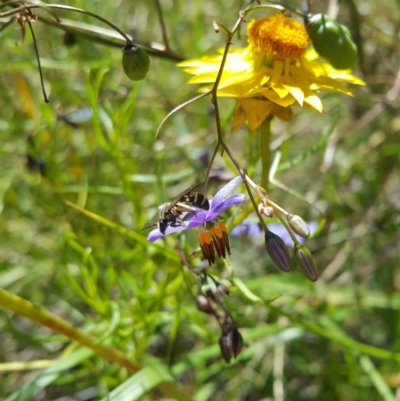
[
  {"xmin": 165, "ymin": 182, "xmax": 205, "ymax": 210},
  {"xmin": 158, "ymin": 202, "xmax": 169, "ymax": 211}
]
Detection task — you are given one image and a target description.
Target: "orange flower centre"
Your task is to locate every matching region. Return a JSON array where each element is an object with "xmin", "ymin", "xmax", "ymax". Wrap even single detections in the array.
[
  {"xmin": 247, "ymin": 13, "xmax": 310, "ymax": 59},
  {"xmin": 198, "ymin": 222, "xmax": 231, "ymax": 266}
]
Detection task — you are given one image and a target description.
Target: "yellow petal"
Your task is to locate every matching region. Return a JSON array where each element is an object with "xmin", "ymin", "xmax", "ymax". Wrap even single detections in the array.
[
  {"xmin": 231, "ymin": 101, "xmax": 247, "ymax": 131},
  {"xmin": 271, "ymin": 59, "xmax": 284, "ymax": 86},
  {"xmin": 283, "ymin": 84, "xmax": 305, "ymax": 106},
  {"xmin": 304, "ymin": 94, "xmax": 323, "ymax": 112},
  {"xmin": 272, "ymin": 105, "xmax": 294, "ymax": 122},
  {"xmin": 261, "ymin": 89, "xmax": 295, "ymax": 107},
  {"xmin": 271, "ymin": 83, "xmax": 290, "ymax": 99},
  {"xmin": 245, "ymin": 99, "xmax": 274, "ymax": 131},
  {"xmin": 179, "ymin": 37, "xmax": 365, "ymax": 119}
]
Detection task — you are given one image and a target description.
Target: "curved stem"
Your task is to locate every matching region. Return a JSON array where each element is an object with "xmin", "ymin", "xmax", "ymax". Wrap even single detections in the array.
[
  {"xmin": 155, "ymin": 91, "xmax": 211, "ymax": 140},
  {"xmin": 246, "ymin": 3, "xmax": 304, "ymax": 18},
  {"xmin": 273, "ymin": 208, "xmax": 300, "ymax": 244},
  {"xmin": 1, "ymin": 3, "xmax": 133, "ymax": 45},
  {"xmin": 202, "ymin": 143, "xmax": 220, "ymax": 193},
  {"xmin": 0, "ymin": 1, "xmax": 22, "ymax": 13}
]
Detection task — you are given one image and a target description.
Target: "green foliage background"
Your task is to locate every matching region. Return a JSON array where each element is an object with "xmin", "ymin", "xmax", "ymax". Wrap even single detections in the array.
[{"xmin": 0, "ymin": 0, "xmax": 399, "ymax": 400}]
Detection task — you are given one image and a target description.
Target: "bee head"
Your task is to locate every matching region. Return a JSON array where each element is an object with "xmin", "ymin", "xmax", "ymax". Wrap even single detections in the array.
[{"xmin": 158, "ymin": 220, "xmax": 168, "ymax": 235}]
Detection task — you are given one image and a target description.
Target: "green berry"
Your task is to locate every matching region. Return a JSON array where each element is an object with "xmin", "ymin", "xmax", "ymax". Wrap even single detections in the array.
[
  {"xmin": 121, "ymin": 45, "xmax": 150, "ymax": 81},
  {"xmin": 306, "ymin": 13, "xmax": 358, "ymax": 70}
]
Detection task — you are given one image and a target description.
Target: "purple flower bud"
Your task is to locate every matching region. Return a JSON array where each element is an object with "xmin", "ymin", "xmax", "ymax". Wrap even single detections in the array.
[
  {"xmin": 288, "ymin": 214, "xmax": 310, "ymax": 238},
  {"xmin": 264, "ymin": 230, "xmax": 291, "ymax": 272},
  {"xmin": 295, "ymin": 244, "xmax": 318, "ymax": 282}
]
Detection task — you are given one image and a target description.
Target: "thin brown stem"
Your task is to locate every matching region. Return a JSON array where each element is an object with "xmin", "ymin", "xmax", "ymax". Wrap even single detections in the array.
[
  {"xmin": 242, "ymin": 171, "xmax": 268, "ymax": 232},
  {"xmin": 203, "ymin": 143, "xmax": 220, "ymax": 192},
  {"xmin": 154, "ymin": 0, "xmax": 170, "ymax": 51},
  {"xmin": 155, "ymin": 91, "xmax": 211, "ymax": 140}
]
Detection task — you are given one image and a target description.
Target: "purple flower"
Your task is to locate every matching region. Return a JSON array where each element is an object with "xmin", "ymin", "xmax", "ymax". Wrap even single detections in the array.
[
  {"xmin": 231, "ymin": 220, "xmax": 318, "ymax": 247},
  {"xmin": 147, "ymin": 176, "xmax": 246, "ymax": 242}
]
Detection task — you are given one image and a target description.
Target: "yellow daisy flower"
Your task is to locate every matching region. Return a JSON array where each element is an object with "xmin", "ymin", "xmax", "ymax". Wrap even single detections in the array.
[{"xmin": 179, "ymin": 13, "xmax": 365, "ymax": 131}]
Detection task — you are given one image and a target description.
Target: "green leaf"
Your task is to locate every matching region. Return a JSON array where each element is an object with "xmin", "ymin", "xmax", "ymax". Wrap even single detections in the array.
[
  {"xmin": 99, "ymin": 361, "xmax": 177, "ymax": 401},
  {"xmin": 360, "ymin": 355, "xmax": 395, "ymax": 401}
]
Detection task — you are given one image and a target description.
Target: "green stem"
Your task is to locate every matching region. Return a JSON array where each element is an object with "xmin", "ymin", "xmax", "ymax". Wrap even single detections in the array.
[{"xmin": 259, "ymin": 117, "xmax": 272, "ymax": 190}]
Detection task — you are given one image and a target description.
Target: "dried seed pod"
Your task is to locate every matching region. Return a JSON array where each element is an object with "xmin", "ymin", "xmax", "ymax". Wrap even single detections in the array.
[
  {"xmin": 196, "ymin": 295, "xmax": 215, "ymax": 314},
  {"xmin": 258, "ymin": 202, "xmax": 274, "ymax": 218},
  {"xmin": 219, "ymin": 335, "xmax": 233, "ymax": 363},
  {"xmin": 216, "ymin": 282, "xmax": 230, "ymax": 298},
  {"xmin": 306, "ymin": 13, "xmax": 358, "ymax": 69},
  {"xmin": 219, "ymin": 328, "xmax": 243, "ymax": 363},
  {"xmin": 121, "ymin": 45, "xmax": 150, "ymax": 81},
  {"xmin": 229, "ymin": 328, "xmax": 243, "ymax": 359}
]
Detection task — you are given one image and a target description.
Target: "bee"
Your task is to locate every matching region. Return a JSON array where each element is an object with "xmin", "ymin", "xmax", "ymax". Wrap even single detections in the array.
[
  {"xmin": 145, "ymin": 183, "xmax": 210, "ymax": 234},
  {"xmin": 180, "ymin": 190, "xmax": 209, "ymax": 210}
]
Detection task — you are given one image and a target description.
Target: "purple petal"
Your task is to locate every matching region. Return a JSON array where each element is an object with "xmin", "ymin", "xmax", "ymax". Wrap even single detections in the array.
[
  {"xmin": 231, "ymin": 221, "xmax": 263, "ymax": 236},
  {"xmin": 147, "ymin": 229, "xmax": 164, "ymax": 242},
  {"xmin": 185, "ymin": 210, "xmax": 208, "ymax": 228},
  {"xmin": 306, "ymin": 222, "xmax": 319, "ymax": 236},
  {"xmin": 186, "ymin": 193, "xmax": 246, "ymax": 224},
  {"xmin": 211, "ymin": 193, "xmax": 246, "ymax": 215},
  {"xmin": 231, "ymin": 220, "xmax": 318, "ymax": 248},
  {"xmin": 269, "ymin": 225, "xmax": 296, "ymax": 247},
  {"xmin": 147, "ymin": 221, "xmax": 189, "ymax": 242},
  {"xmin": 270, "ymin": 223, "xmax": 318, "ymax": 246},
  {"xmin": 213, "ymin": 176, "xmax": 243, "ymax": 204}
]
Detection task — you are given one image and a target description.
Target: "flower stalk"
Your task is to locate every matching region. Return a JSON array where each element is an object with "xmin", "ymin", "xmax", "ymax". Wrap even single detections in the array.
[{"xmin": 259, "ymin": 117, "xmax": 272, "ymax": 190}]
